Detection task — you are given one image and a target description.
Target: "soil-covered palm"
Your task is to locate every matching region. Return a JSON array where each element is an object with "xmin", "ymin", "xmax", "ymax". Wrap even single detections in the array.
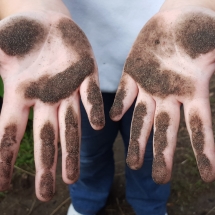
[
  {"xmin": 111, "ymin": 6, "xmax": 215, "ymax": 185},
  {"xmin": 0, "ymin": 10, "xmax": 104, "ymax": 201}
]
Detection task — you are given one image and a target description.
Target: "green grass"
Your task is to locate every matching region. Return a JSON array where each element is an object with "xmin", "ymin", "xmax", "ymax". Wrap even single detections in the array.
[
  {"xmin": 170, "ymin": 145, "xmax": 215, "ymax": 206},
  {"xmin": 0, "ymin": 191, "xmax": 7, "ymax": 202},
  {"xmin": 15, "ymin": 120, "xmax": 35, "ymax": 173},
  {"xmin": 169, "ymin": 107, "xmax": 215, "ymax": 207}
]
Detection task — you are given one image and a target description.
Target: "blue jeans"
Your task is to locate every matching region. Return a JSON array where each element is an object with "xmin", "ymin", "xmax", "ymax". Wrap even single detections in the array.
[{"xmin": 69, "ymin": 93, "xmax": 170, "ymax": 215}]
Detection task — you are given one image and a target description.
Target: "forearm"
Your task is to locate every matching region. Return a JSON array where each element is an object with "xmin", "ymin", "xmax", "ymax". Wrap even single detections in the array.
[
  {"xmin": 160, "ymin": 0, "xmax": 215, "ymax": 11},
  {"xmin": 0, "ymin": 0, "xmax": 70, "ymax": 19}
]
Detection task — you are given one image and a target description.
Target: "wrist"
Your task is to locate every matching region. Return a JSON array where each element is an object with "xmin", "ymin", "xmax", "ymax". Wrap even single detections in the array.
[
  {"xmin": 160, "ymin": 0, "xmax": 215, "ymax": 12},
  {"xmin": 0, "ymin": 0, "xmax": 71, "ymax": 19}
]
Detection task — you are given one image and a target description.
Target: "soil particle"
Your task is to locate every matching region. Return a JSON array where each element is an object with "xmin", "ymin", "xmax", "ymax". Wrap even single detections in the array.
[
  {"xmin": 135, "ymin": 16, "xmax": 175, "ymax": 57},
  {"xmin": 0, "ymin": 160, "xmax": 12, "ymax": 190},
  {"xmin": 40, "ymin": 171, "xmax": 54, "ymax": 200},
  {"xmin": 0, "ymin": 124, "xmax": 17, "ymax": 149},
  {"xmin": 197, "ymin": 153, "xmax": 213, "ymax": 182},
  {"xmin": 65, "ymin": 106, "xmax": 79, "ymax": 181},
  {"xmin": 40, "ymin": 122, "xmax": 55, "ymax": 169},
  {"xmin": 87, "ymin": 78, "xmax": 105, "ymax": 127},
  {"xmin": 124, "ymin": 15, "xmax": 195, "ymax": 99},
  {"xmin": 109, "ymin": 80, "xmax": 126, "ymax": 119},
  {"xmin": 152, "ymin": 112, "xmax": 170, "ymax": 184},
  {"xmin": 152, "ymin": 154, "xmax": 168, "ymax": 184},
  {"xmin": 124, "ymin": 58, "xmax": 194, "ymax": 98},
  {"xmin": 57, "ymin": 18, "xmax": 91, "ymax": 57},
  {"xmin": 66, "ymin": 155, "xmax": 79, "ymax": 182},
  {"xmin": 175, "ymin": 12, "xmax": 215, "ymax": 59},
  {"xmin": 154, "ymin": 112, "xmax": 170, "ymax": 154},
  {"xmin": 189, "ymin": 112, "xmax": 213, "ymax": 182},
  {"xmin": 0, "ymin": 168, "xmax": 11, "ymax": 191},
  {"xmin": 24, "ymin": 56, "xmax": 94, "ymax": 103},
  {"xmin": 126, "ymin": 140, "xmax": 140, "ymax": 169},
  {"xmin": 0, "ymin": 124, "xmax": 17, "ymax": 190},
  {"xmin": 1, "ymin": 150, "xmax": 13, "ymax": 166},
  {"xmin": 130, "ymin": 103, "xmax": 147, "ymax": 140},
  {"xmin": 126, "ymin": 102, "xmax": 147, "ymax": 168},
  {"xmin": 0, "ymin": 17, "xmax": 46, "ymax": 56},
  {"xmin": 190, "ymin": 113, "xmax": 204, "ymax": 154},
  {"xmin": 0, "ymin": 155, "xmax": 12, "ymax": 179}
]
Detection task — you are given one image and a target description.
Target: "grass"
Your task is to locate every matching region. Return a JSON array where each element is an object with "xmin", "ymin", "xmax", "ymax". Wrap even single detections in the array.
[
  {"xmin": 15, "ymin": 120, "xmax": 35, "ymax": 173},
  {"xmin": 171, "ymin": 148, "xmax": 215, "ymax": 204},
  {"xmin": 168, "ymin": 106, "xmax": 215, "ymax": 214},
  {"xmin": 0, "ymin": 191, "xmax": 7, "ymax": 203}
]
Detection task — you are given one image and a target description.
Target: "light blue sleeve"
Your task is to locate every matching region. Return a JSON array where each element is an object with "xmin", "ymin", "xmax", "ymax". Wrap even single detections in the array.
[{"xmin": 62, "ymin": 0, "xmax": 165, "ymax": 92}]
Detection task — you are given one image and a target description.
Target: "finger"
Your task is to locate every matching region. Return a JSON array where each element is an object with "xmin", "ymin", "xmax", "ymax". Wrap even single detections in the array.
[
  {"xmin": 152, "ymin": 98, "xmax": 180, "ymax": 184},
  {"xmin": 126, "ymin": 90, "xmax": 155, "ymax": 170},
  {"xmin": 0, "ymin": 98, "xmax": 29, "ymax": 191},
  {"xmin": 80, "ymin": 73, "xmax": 105, "ymax": 130},
  {"xmin": 58, "ymin": 93, "xmax": 81, "ymax": 184},
  {"xmin": 184, "ymin": 98, "xmax": 215, "ymax": 182},
  {"xmin": 33, "ymin": 103, "xmax": 59, "ymax": 201},
  {"xmin": 110, "ymin": 73, "xmax": 138, "ymax": 121}
]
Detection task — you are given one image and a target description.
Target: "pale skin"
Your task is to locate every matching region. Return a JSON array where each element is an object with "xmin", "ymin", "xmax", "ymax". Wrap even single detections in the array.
[
  {"xmin": 111, "ymin": 0, "xmax": 215, "ymax": 184},
  {"xmin": 0, "ymin": 0, "xmax": 215, "ymax": 202},
  {"xmin": 0, "ymin": 0, "xmax": 104, "ymax": 201}
]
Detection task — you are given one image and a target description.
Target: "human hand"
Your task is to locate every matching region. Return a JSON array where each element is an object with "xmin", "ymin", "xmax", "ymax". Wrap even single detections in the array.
[
  {"xmin": 110, "ymin": 6, "xmax": 215, "ymax": 184},
  {"xmin": 0, "ymin": 10, "xmax": 104, "ymax": 201}
]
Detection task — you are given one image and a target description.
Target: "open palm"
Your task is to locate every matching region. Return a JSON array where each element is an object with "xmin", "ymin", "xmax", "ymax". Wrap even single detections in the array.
[
  {"xmin": 0, "ymin": 10, "xmax": 104, "ymax": 201},
  {"xmin": 110, "ymin": 6, "xmax": 215, "ymax": 184}
]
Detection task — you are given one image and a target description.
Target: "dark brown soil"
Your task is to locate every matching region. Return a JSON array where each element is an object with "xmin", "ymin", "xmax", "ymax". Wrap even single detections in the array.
[{"xmin": 0, "ymin": 18, "xmax": 46, "ymax": 57}]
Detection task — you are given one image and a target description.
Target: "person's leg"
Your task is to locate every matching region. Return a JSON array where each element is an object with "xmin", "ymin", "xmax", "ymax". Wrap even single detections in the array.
[
  {"xmin": 120, "ymin": 103, "xmax": 170, "ymax": 215},
  {"xmin": 69, "ymin": 93, "xmax": 119, "ymax": 215}
]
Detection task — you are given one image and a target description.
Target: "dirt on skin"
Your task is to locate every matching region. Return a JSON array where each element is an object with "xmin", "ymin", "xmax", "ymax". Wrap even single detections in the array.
[
  {"xmin": 152, "ymin": 112, "xmax": 170, "ymax": 184},
  {"xmin": 65, "ymin": 106, "xmax": 79, "ymax": 181},
  {"xmin": 2, "ymin": 80, "xmax": 215, "ymax": 215},
  {"xmin": 126, "ymin": 102, "xmax": 147, "ymax": 169},
  {"xmin": 24, "ymin": 57, "xmax": 94, "ymax": 104},
  {"xmin": 0, "ymin": 18, "xmax": 46, "ymax": 57},
  {"xmin": 189, "ymin": 112, "xmax": 213, "ymax": 182},
  {"xmin": 0, "ymin": 124, "xmax": 17, "ymax": 190},
  {"xmin": 87, "ymin": 78, "xmax": 105, "ymax": 127},
  {"xmin": 109, "ymin": 79, "xmax": 126, "ymax": 119},
  {"xmin": 39, "ymin": 170, "xmax": 54, "ymax": 201},
  {"xmin": 40, "ymin": 122, "xmax": 55, "ymax": 170},
  {"xmin": 175, "ymin": 12, "xmax": 215, "ymax": 59}
]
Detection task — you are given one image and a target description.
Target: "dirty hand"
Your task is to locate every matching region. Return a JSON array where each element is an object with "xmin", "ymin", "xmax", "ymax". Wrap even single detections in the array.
[
  {"xmin": 110, "ymin": 6, "xmax": 215, "ymax": 184},
  {"xmin": 0, "ymin": 11, "xmax": 104, "ymax": 200}
]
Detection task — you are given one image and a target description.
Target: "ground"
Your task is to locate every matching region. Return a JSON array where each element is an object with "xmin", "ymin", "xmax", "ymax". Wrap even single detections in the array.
[{"xmin": 1, "ymin": 76, "xmax": 215, "ymax": 215}]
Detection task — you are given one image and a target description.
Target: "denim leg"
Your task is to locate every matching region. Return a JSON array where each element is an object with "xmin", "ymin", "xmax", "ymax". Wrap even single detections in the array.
[
  {"xmin": 120, "ymin": 102, "xmax": 170, "ymax": 215},
  {"xmin": 69, "ymin": 93, "xmax": 119, "ymax": 215}
]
